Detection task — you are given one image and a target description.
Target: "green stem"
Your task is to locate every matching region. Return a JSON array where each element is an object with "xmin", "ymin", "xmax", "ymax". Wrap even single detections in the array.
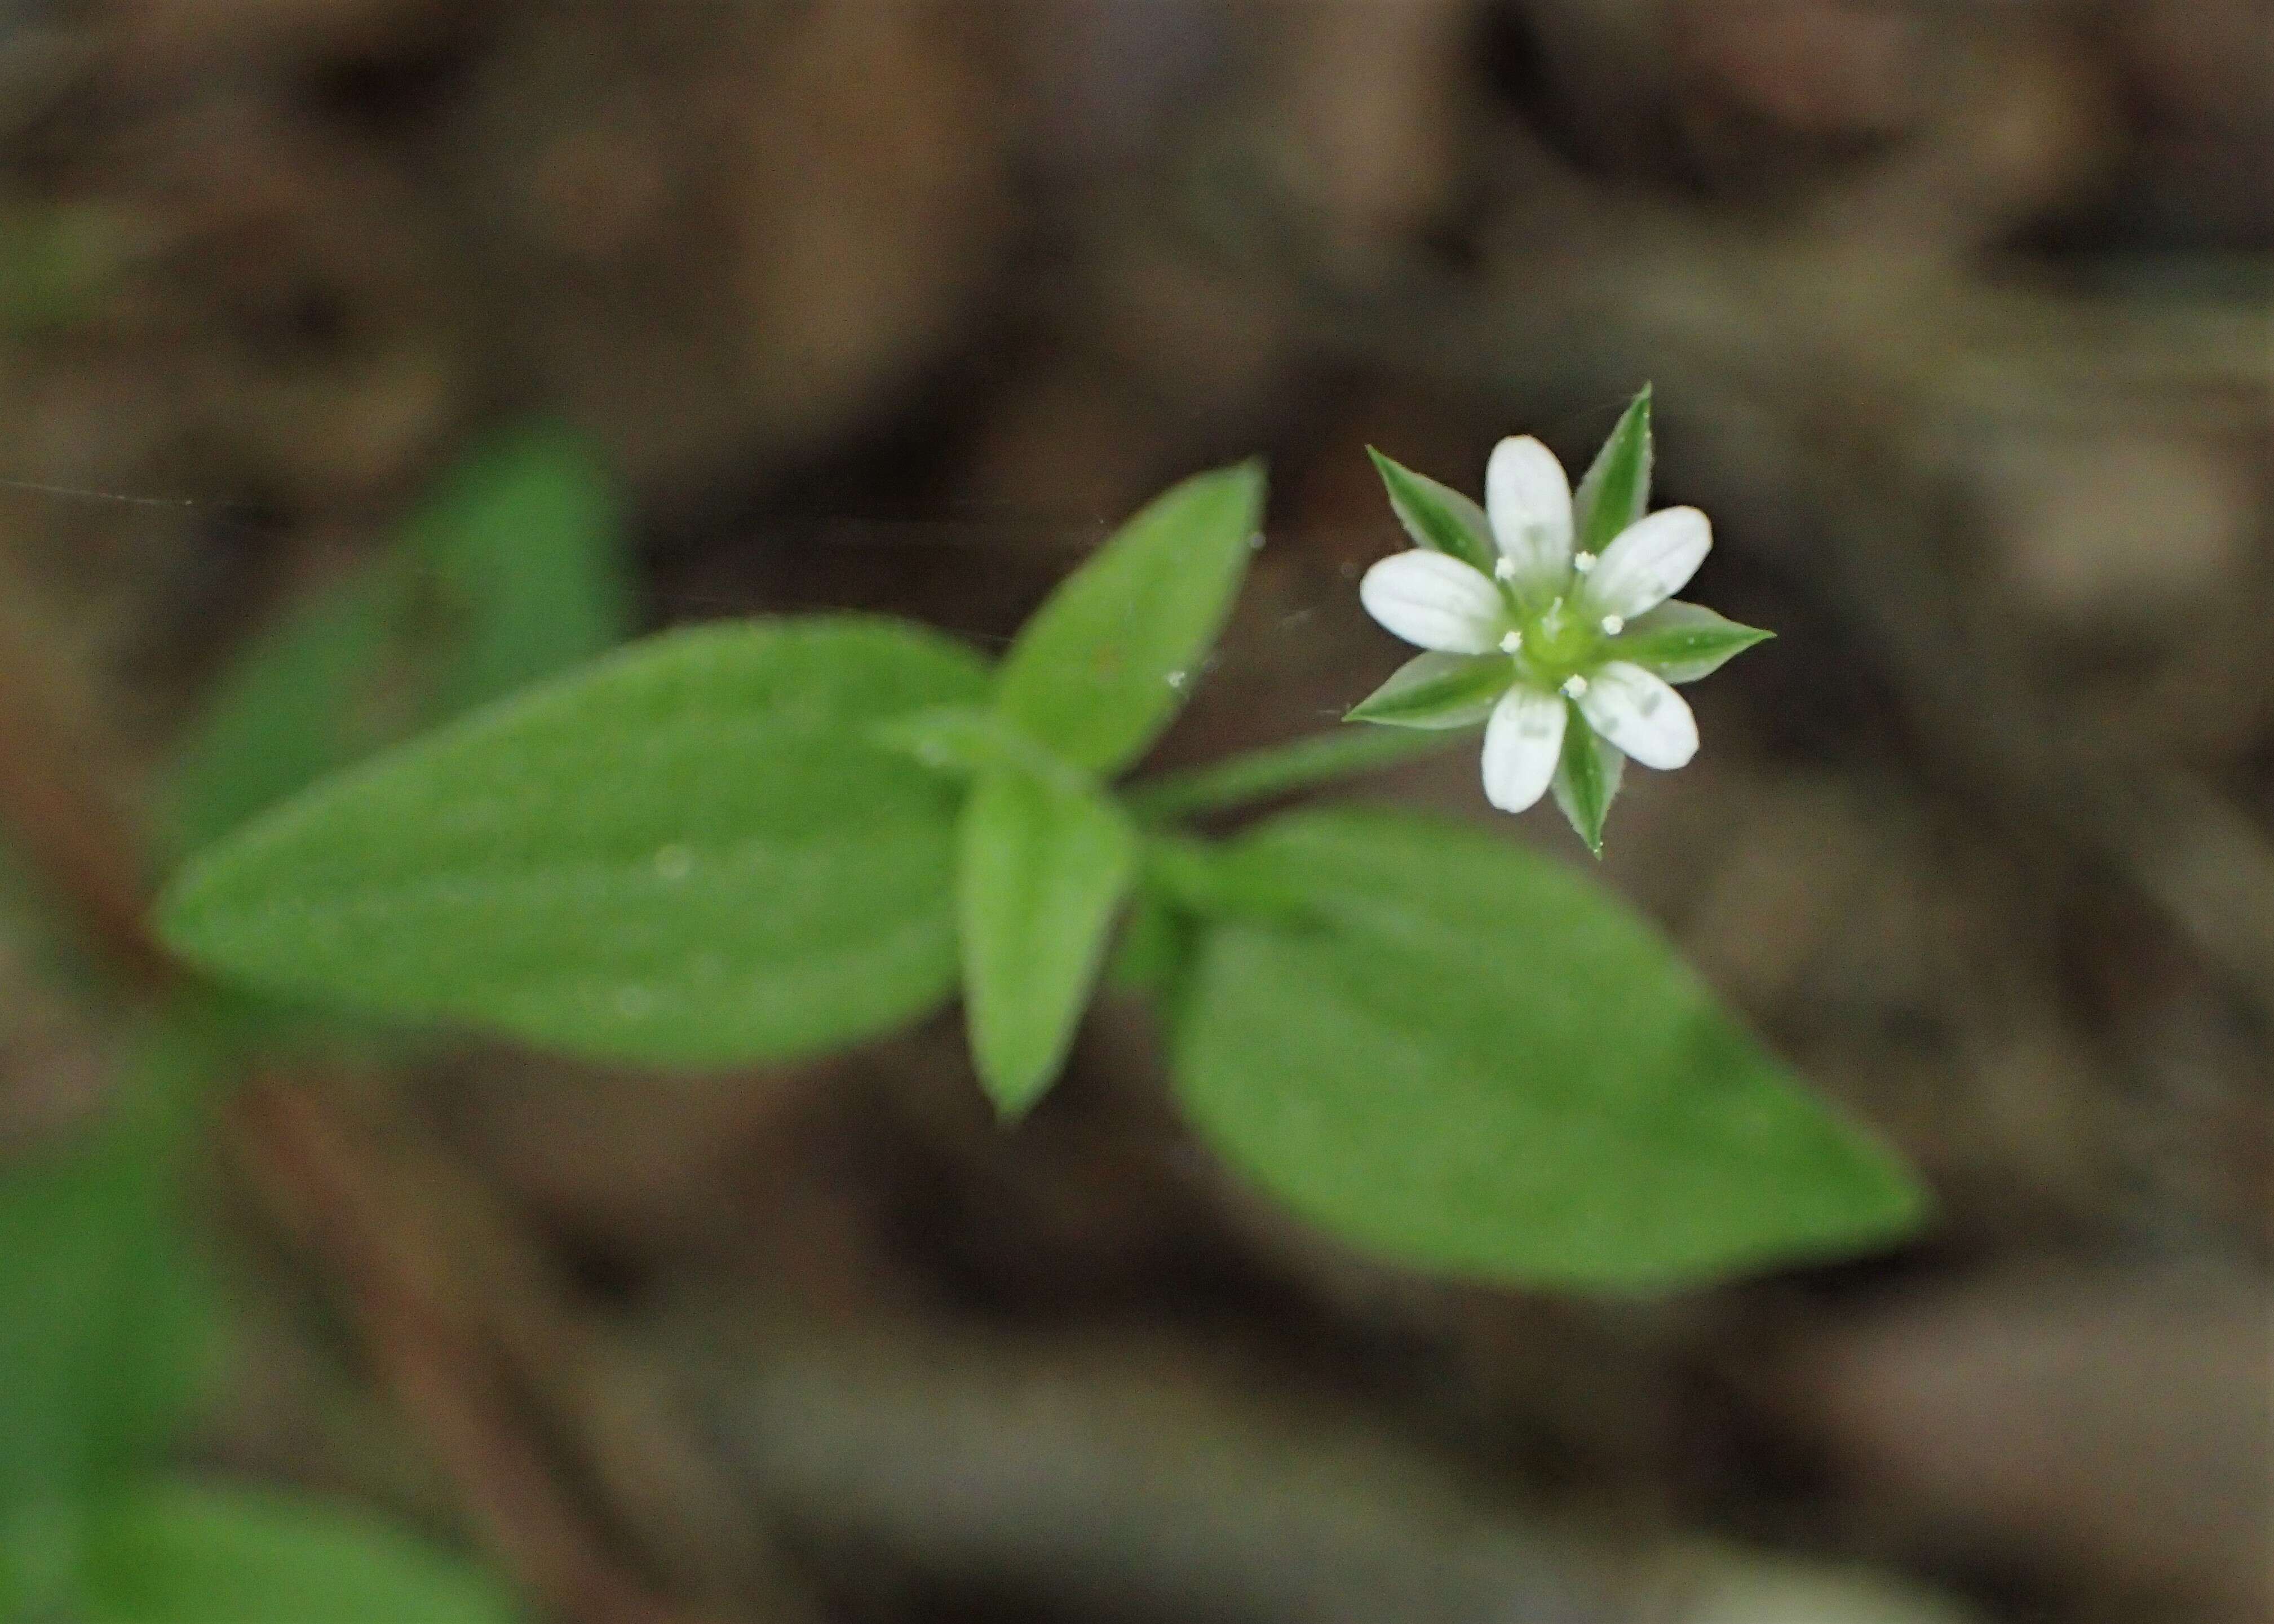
[{"xmin": 1125, "ymin": 725, "xmax": 1462, "ymax": 822}]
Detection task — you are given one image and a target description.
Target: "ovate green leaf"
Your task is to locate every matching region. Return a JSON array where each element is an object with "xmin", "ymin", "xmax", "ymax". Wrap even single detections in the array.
[
  {"xmin": 1572, "ymin": 386, "xmax": 1653, "ymax": 557},
  {"xmin": 1614, "ymin": 600, "xmax": 1772, "ymax": 684},
  {"xmin": 73, "ymin": 1482, "xmax": 514, "ymax": 1623},
  {"xmin": 1365, "ymin": 448, "xmax": 1497, "ymax": 576},
  {"xmin": 959, "ymin": 766, "xmax": 1136, "ymax": 1116},
  {"xmin": 1171, "ymin": 809, "xmax": 1926, "ymax": 1291},
  {"xmin": 157, "ymin": 619, "xmax": 985, "ymax": 1068},
  {"xmin": 995, "ymin": 463, "xmax": 1264, "ymax": 776},
  {"xmin": 1345, "ymin": 652, "xmax": 1510, "ymax": 730}
]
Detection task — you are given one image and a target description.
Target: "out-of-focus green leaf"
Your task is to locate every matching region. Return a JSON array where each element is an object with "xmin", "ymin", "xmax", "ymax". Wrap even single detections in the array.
[
  {"xmin": 157, "ymin": 619, "xmax": 985, "ymax": 1068},
  {"xmin": 166, "ymin": 567, "xmax": 413, "ymax": 859},
  {"xmin": 994, "ymin": 463, "xmax": 1264, "ymax": 776},
  {"xmin": 72, "ymin": 1482, "xmax": 515, "ymax": 1623},
  {"xmin": 406, "ymin": 423, "xmax": 633, "ymax": 720},
  {"xmin": 1170, "ymin": 809, "xmax": 1927, "ymax": 1291},
  {"xmin": 1571, "ymin": 387, "xmax": 1653, "ymax": 557},
  {"xmin": 1365, "ymin": 448, "xmax": 1497, "ymax": 577},
  {"xmin": 169, "ymin": 424, "xmax": 631, "ymax": 860},
  {"xmin": 1614, "ymin": 601, "xmax": 1772, "ymax": 685},
  {"xmin": 958, "ymin": 765, "xmax": 1135, "ymax": 1117},
  {"xmin": 0, "ymin": 1037, "xmax": 221, "ymax": 1523}
]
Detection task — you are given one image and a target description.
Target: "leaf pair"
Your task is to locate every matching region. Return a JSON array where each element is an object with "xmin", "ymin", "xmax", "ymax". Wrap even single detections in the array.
[
  {"xmin": 938, "ymin": 462, "xmax": 1263, "ymax": 1113},
  {"xmin": 160, "ymin": 464, "xmax": 1267, "ymax": 1116}
]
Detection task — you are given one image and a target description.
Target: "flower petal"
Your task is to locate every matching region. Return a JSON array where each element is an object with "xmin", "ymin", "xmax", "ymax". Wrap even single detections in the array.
[
  {"xmin": 1575, "ymin": 661, "xmax": 1697, "ymax": 770},
  {"xmin": 1485, "ymin": 436, "xmax": 1573, "ymax": 591},
  {"xmin": 1580, "ymin": 506, "xmax": 1710, "ymax": 620},
  {"xmin": 1359, "ymin": 551, "xmax": 1507, "ymax": 654},
  {"xmin": 1480, "ymin": 684, "xmax": 1566, "ymax": 813}
]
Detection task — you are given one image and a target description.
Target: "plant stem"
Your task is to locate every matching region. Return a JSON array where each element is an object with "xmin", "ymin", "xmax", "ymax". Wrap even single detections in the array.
[{"xmin": 1125, "ymin": 725, "xmax": 1461, "ymax": 822}]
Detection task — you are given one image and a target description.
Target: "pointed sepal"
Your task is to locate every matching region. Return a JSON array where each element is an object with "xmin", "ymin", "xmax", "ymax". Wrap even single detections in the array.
[
  {"xmin": 1346, "ymin": 652, "xmax": 1511, "ymax": 731},
  {"xmin": 1572, "ymin": 386, "xmax": 1653, "ymax": 559},
  {"xmin": 1613, "ymin": 600, "xmax": 1772, "ymax": 684},
  {"xmin": 1549, "ymin": 710, "xmax": 1625, "ymax": 857},
  {"xmin": 1367, "ymin": 447, "xmax": 1498, "ymax": 578}
]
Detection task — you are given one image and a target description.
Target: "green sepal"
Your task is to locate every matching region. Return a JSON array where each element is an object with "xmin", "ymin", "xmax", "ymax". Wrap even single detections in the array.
[
  {"xmin": 958, "ymin": 765, "xmax": 1138, "ymax": 1118},
  {"xmin": 1613, "ymin": 600, "xmax": 1772, "ymax": 684},
  {"xmin": 1365, "ymin": 448, "xmax": 1497, "ymax": 577},
  {"xmin": 1346, "ymin": 652, "xmax": 1511, "ymax": 731},
  {"xmin": 1572, "ymin": 386, "xmax": 1653, "ymax": 557},
  {"xmin": 1550, "ymin": 707, "xmax": 1623, "ymax": 857}
]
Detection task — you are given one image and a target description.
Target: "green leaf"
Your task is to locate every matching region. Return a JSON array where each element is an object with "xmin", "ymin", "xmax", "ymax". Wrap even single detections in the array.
[
  {"xmin": 870, "ymin": 704, "xmax": 1076, "ymax": 787},
  {"xmin": 994, "ymin": 463, "xmax": 1264, "ymax": 776},
  {"xmin": 407, "ymin": 423, "xmax": 633, "ymax": 720},
  {"xmin": 0, "ymin": 1052, "xmax": 219, "ymax": 1523},
  {"xmin": 1103, "ymin": 881, "xmax": 1192, "ymax": 1001},
  {"xmin": 1170, "ymin": 809, "xmax": 1927, "ymax": 1291},
  {"xmin": 157, "ymin": 618, "xmax": 986, "ymax": 1068},
  {"xmin": 1572, "ymin": 386, "xmax": 1653, "ymax": 557},
  {"xmin": 69, "ymin": 1481, "xmax": 515, "ymax": 1623},
  {"xmin": 1614, "ymin": 601, "xmax": 1771, "ymax": 684},
  {"xmin": 1345, "ymin": 652, "xmax": 1510, "ymax": 731},
  {"xmin": 1550, "ymin": 709, "xmax": 1623, "ymax": 857},
  {"xmin": 1365, "ymin": 448, "xmax": 1497, "ymax": 577},
  {"xmin": 167, "ymin": 426, "xmax": 631, "ymax": 861},
  {"xmin": 166, "ymin": 566, "xmax": 414, "ymax": 859},
  {"xmin": 958, "ymin": 765, "xmax": 1136, "ymax": 1116}
]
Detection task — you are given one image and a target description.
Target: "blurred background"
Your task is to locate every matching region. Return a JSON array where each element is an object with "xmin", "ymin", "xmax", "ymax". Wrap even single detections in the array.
[{"xmin": 1, "ymin": 2, "xmax": 2268, "ymax": 1621}]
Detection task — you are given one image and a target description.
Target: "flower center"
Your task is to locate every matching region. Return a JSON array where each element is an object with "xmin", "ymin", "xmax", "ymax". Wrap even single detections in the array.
[{"xmin": 1512, "ymin": 594, "xmax": 1606, "ymax": 687}]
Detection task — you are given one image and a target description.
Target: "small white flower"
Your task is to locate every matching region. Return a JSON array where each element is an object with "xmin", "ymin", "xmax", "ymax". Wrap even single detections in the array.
[{"xmin": 1356, "ymin": 427, "xmax": 1739, "ymax": 828}]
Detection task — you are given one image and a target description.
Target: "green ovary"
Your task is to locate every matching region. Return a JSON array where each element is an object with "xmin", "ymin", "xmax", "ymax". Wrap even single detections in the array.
[{"xmin": 1511, "ymin": 596, "xmax": 1607, "ymax": 688}]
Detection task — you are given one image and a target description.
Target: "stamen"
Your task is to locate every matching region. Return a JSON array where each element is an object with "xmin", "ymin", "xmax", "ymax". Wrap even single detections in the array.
[
  {"xmin": 1493, "ymin": 557, "xmax": 1516, "ymax": 582},
  {"xmin": 1560, "ymin": 675, "xmax": 1589, "ymax": 700},
  {"xmin": 1599, "ymin": 614, "xmax": 1624, "ymax": 636},
  {"xmin": 1573, "ymin": 552, "xmax": 1598, "ymax": 573},
  {"xmin": 1498, "ymin": 630, "xmax": 1523, "ymax": 654}
]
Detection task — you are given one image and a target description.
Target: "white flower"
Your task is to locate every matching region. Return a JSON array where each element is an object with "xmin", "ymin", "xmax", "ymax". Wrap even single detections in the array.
[{"xmin": 1357, "ymin": 432, "xmax": 1724, "ymax": 820}]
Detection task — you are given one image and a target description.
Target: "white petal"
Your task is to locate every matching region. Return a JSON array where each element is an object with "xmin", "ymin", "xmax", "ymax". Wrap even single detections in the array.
[
  {"xmin": 1580, "ymin": 507, "xmax": 1710, "ymax": 620},
  {"xmin": 1485, "ymin": 436, "xmax": 1573, "ymax": 589},
  {"xmin": 1480, "ymin": 684, "xmax": 1566, "ymax": 813},
  {"xmin": 1575, "ymin": 661, "xmax": 1697, "ymax": 771},
  {"xmin": 1359, "ymin": 551, "xmax": 1507, "ymax": 654}
]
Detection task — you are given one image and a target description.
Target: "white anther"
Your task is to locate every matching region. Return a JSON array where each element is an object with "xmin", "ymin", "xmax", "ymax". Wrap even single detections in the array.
[
  {"xmin": 1560, "ymin": 675, "xmax": 1589, "ymax": 699},
  {"xmin": 1573, "ymin": 552, "xmax": 1598, "ymax": 574},
  {"xmin": 1493, "ymin": 557, "xmax": 1517, "ymax": 582},
  {"xmin": 1499, "ymin": 630, "xmax": 1523, "ymax": 654},
  {"xmin": 1599, "ymin": 614, "xmax": 1624, "ymax": 636}
]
